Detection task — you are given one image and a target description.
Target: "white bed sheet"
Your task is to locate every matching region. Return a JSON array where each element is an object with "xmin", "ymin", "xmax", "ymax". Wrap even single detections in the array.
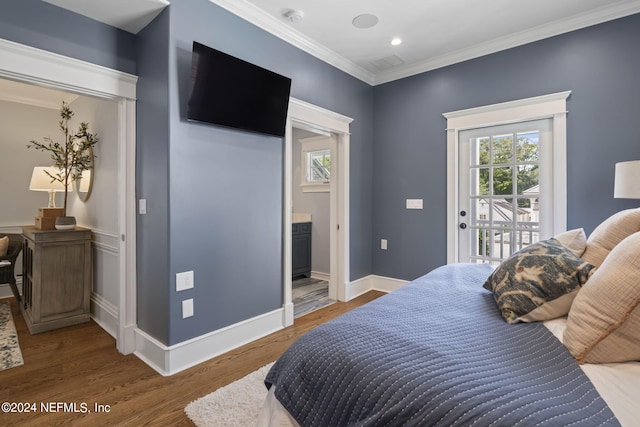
[
  {"xmin": 257, "ymin": 319, "xmax": 640, "ymax": 427},
  {"xmin": 543, "ymin": 317, "xmax": 640, "ymax": 427}
]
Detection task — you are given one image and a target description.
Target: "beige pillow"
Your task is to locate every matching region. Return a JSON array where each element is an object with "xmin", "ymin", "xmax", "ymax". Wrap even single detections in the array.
[
  {"xmin": 581, "ymin": 208, "xmax": 640, "ymax": 267},
  {"xmin": 0, "ymin": 236, "xmax": 8, "ymax": 257},
  {"xmin": 564, "ymin": 231, "xmax": 640, "ymax": 364},
  {"xmin": 554, "ymin": 228, "xmax": 587, "ymax": 258}
]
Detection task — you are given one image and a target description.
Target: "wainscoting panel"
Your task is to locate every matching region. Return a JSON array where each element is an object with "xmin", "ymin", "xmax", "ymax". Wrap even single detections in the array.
[{"xmin": 91, "ymin": 229, "xmax": 120, "ymax": 338}]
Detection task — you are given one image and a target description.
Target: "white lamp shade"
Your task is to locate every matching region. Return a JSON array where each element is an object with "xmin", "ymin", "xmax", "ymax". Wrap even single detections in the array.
[
  {"xmin": 614, "ymin": 160, "xmax": 640, "ymax": 199},
  {"xmin": 29, "ymin": 166, "xmax": 68, "ymax": 191}
]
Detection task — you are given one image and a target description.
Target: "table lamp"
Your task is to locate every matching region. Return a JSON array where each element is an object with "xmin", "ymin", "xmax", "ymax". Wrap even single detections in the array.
[
  {"xmin": 614, "ymin": 160, "xmax": 640, "ymax": 199},
  {"xmin": 29, "ymin": 166, "xmax": 67, "ymax": 208}
]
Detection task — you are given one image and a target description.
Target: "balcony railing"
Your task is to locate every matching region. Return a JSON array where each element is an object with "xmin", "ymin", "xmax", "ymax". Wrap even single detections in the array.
[{"xmin": 470, "ymin": 220, "xmax": 540, "ymax": 263}]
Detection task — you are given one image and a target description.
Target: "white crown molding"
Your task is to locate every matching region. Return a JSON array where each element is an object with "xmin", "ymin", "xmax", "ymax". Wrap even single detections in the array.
[
  {"xmin": 210, "ymin": 0, "xmax": 640, "ymax": 86},
  {"xmin": 375, "ymin": 1, "xmax": 640, "ymax": 85},
  {"xmin": 208, "ymin": 0, "xmax": 375, "ymax": 85}
]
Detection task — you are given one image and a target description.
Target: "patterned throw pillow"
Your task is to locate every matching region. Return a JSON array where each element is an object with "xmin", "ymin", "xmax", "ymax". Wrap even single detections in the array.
[{"xmin": 483, "ymin": 238, "xmax": 596, "ymax": 324}]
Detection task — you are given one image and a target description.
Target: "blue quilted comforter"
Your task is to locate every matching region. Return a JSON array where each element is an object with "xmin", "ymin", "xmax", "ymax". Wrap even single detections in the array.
[{"xmin": 265, "ymin": 263, "xmax": 619, "ymax": 426}]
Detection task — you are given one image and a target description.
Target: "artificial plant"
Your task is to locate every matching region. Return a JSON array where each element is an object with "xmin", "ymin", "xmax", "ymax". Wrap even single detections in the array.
[{"xmin": 27, "ymin": 101, "xmax": 98, "ymax": 217}]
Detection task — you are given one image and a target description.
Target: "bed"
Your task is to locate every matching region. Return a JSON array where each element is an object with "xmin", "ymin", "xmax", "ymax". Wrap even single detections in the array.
[{"xmin": 258, "ymin": 209, "xmax": 640, "ymax": 427}]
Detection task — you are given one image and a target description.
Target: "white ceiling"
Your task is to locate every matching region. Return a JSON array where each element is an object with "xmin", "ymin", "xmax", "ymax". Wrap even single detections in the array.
[{"xmin": 31, "ymin": 0, "xmax": 640, "ymax": 86}]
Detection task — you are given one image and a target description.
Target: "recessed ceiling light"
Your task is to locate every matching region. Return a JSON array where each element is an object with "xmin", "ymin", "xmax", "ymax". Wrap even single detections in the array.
[
  {"xmin": 352, "ymin": 13, "xmax": 379, "ymax": 29},
  {"xmin": 391, "ymin": 38, "xmax": 402, "ymax": 46}
]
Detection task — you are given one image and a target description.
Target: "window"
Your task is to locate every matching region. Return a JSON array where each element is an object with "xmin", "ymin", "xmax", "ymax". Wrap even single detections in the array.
[
  {"xmin": 300, "ymin": 135, "xmax": 335, "ymax": 193},
  {"xmin": 305, "ymin": 149, "xmax": 331, "ymax": 184}
]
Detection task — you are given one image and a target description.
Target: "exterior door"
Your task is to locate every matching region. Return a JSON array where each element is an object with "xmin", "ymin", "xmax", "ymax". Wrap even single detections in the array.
[{"xmin": 458, "ymin": 119, "xmax": 552, "ymax": 264}]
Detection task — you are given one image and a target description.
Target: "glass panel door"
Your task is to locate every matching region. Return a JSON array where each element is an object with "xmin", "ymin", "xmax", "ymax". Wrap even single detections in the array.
[{"xmin": 458, "ymin": 119, "xmax": 551, "ymax": 264}]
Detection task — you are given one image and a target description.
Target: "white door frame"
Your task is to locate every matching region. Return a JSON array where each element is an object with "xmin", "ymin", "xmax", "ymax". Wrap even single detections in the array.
[
  {"xmin": 444, "ymin": 91, "xmax": 571, "ymax": 264},
  {"xmin": 283, "ymin": 98, "xmax": 353, "ymax": 325},
  {"xmin": 0, "ymin": 38, "xmax": 138, "ymax": 354}
]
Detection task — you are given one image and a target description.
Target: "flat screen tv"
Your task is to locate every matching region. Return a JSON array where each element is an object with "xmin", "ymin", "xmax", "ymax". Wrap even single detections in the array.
[{"xmin": 187, "ymin": 41, "xmax": 292, "ymax": 137}]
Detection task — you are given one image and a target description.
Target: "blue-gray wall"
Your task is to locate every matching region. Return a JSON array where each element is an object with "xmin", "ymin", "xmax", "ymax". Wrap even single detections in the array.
[
  {"xmin": 0, "ymin": 0, "xmax": 136, "ymax": 74},
  {"xmin": 136, "ymin": 9, "xmax": 172, "ymax": 344},
  {"xmin": 372, "ymin": 13, "xmax": 640, "ymax": 281},
  {"xmin": 136, "ymin": 0, "xmax": 374, "ymax": 345},
  {"xmin": 4, "ymin": 1, "xmax": 639, "ymax": 348}
]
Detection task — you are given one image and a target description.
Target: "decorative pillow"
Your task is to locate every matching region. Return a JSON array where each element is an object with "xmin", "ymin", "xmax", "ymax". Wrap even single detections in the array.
[
  {"xmin": 554, "ymin": 228, "xmax": 587, "ymax": 258},
  {"xmin": 581, "ymin": 208, "xmax": 640, "ymax": 267},
  {"xmin": 564, "ymin": 231, "xmax": 640, "ymax": 364},
  {"xmin": 483, "ymin": 238, "xmax": 596, "ymax": 324},
  {"xmin": 0, "ymin": 236, "xmax": 8, "ymax": 257}
]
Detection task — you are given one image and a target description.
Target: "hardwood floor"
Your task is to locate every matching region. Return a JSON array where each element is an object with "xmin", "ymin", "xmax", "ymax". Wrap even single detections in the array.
[{"xmin": 0, "ymin": 291, "xmax": 384, "ymax": 426}]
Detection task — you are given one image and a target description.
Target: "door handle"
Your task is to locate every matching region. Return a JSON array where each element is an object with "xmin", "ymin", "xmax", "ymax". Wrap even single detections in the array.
[
  {"xmin": 459, "ymin": 223, "xmax": 467, "ymax": 229},
  {"xmin": 460, "ymin": 211, "xmax": 467, "ymax": 217}
]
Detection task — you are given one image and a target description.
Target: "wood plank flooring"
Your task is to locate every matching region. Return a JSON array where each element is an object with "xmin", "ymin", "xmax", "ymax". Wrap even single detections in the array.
[{"xmin": 0, "ymin": 291, "xmax": 384, "ymax": 426}]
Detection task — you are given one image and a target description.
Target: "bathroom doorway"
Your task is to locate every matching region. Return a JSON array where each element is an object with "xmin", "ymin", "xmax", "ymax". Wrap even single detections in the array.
[{"xmin": 282, "ymin": 98, "xmax": 352, "ymax": 326}]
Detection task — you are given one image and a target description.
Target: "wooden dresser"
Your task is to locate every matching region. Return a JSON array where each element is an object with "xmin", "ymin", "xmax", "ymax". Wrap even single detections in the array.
[{"xmin": 21, "ymin": 226, "xmax": 92, "ymax": 334}]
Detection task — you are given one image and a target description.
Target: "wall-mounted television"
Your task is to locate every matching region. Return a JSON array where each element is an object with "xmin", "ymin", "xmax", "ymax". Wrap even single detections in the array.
[{"xmin": 187, "ymin": 41, "xmax": 292, "ymax": 138}]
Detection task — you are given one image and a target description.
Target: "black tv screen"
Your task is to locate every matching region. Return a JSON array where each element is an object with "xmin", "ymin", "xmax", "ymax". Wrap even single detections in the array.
[{"xmin": 187, "ymin": 41, "xmax": 292, "ymax": 137}]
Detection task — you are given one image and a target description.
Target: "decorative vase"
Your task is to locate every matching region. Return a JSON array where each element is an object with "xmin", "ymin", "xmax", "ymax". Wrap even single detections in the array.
[{"xmin": 55, "ymin": 216, "xmax": 76, "ymax": 230}]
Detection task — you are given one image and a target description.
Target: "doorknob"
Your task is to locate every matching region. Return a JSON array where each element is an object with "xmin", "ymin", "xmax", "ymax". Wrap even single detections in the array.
[
  {"xmin": 459, "ymin": 223, "xmax": 467, "ymax": 229},
  {"xmin": 460, "ymin": 211, "xmax": 467, "ymax": 217}
]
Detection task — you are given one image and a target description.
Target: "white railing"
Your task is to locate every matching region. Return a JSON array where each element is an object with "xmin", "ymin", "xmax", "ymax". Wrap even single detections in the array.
[{"xmin": 471, "ymin": 220, "xmax": 540, "ymax": 263}]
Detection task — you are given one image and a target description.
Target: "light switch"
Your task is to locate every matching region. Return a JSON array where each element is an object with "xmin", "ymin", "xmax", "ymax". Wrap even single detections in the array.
[
  {"xmin": 139, "ymin": 199, "xmax": 147, "ymax": 214},
  {"xmin": 176, "ymin": 271, "xmax": 194, "ymax": 291},
  {"xmin": 182, "ymin": 299, "xmax": 194, "ymax": 318},
  {"xmin": 381, "ymin": 239, "xmax": 388, "ymax": 250},
  {"xmin": 406, "ymin": 199, "xmax": 423, "ymax": 209}
]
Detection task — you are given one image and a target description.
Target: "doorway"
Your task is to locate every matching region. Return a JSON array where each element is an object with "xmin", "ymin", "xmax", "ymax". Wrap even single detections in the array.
[
  {"xmin": 283, "ymin": 98, "xmax": 353, "ymax": 326},
  {"xmin": 0, "ymin": 39, "xmax": 137, "ymax": 354},
  {"xmin": 457, "ymin": 120, "xmax": 551, "ymax": 264},
  {"xmin": 291, "ymin": 129, "xmax": 336, "ymax": 317}
]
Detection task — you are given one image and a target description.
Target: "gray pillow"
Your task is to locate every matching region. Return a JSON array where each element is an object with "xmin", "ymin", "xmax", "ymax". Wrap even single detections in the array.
[{"xmin": 483, "ymin": 238, "xmax": 595, "ymax": 324}]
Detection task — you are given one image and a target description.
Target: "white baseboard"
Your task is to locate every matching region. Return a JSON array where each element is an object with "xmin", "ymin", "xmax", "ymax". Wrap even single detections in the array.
[
  {"xmin": 346, "ymin": 274, "xmax": 408, "ymax": 300},
  {"xmin": 90, "ymin": 293, "xmax": 119, "ymax": 339},
  {"xmin": 131, "ymin": 274, "xmax": 408, "ymax": 376},
  {"xmin": 310, "ymin": 271, "xmax": 330, "ymax": 281},
  {"xmin": 134, "ymin": 307, "xmax": 286, "ymax": 376}
]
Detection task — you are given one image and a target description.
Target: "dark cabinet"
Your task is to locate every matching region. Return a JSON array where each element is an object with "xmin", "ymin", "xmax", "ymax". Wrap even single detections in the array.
[{"xmin": 292, "ymin": 222, "xmax": 311, "ymax": 279}]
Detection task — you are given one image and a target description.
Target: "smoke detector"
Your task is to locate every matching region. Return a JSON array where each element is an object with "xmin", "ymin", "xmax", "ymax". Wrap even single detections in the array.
[{"xmin": 283, "ymin": 9, "xmax": 304, "ymax": 24}]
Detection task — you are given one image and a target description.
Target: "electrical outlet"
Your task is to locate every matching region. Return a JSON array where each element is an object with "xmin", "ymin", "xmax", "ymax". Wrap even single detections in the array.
[
  {"xmin": 182, "ymin": 299, "xmax": 194, "ymax": 318},
  {"xmin": 176, "ymin": 271, "xmax": 194, "ymax": 291},
  {"xmin": 381, "ymin": 239, "xmax": 387, "ymax": 250}
]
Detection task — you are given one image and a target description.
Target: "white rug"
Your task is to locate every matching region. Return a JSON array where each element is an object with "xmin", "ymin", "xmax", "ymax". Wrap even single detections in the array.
[
  {"xmin": 185, "ymin": 362, "xmax": 274, "ymax": 427},
  {"xmin": 0, "ymin": 300, "xmax": 24, "ymax": 371}
]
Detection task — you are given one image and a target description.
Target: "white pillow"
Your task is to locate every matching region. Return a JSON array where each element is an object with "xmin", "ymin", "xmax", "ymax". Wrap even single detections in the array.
[{"xmin": 554, "ymin": 228, "xmax": 587, "ymax": 258}]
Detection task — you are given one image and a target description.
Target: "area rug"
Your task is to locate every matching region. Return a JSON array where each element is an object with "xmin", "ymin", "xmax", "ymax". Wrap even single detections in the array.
[
  {"xmin": 293, "ymin": 278, "xmax": 335, "ymax": 317},
  {"xmin": 0, "ymin": 300, "xmax": 24, "ymax": 371},
  {"xmin": 185, "ymin": 362, "xmax": 274, "ymax": 427}
]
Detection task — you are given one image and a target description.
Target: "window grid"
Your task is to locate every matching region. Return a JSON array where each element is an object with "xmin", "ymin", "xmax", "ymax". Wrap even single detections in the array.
[{"xmin": 469, "ymin": 130, "xmax": 540, "ymax": 264}]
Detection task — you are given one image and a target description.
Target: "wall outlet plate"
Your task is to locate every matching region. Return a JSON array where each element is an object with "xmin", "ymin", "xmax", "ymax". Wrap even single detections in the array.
[{"xmin": 182, "ymin": 299, "xmax": 194, "ymax": 318}]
